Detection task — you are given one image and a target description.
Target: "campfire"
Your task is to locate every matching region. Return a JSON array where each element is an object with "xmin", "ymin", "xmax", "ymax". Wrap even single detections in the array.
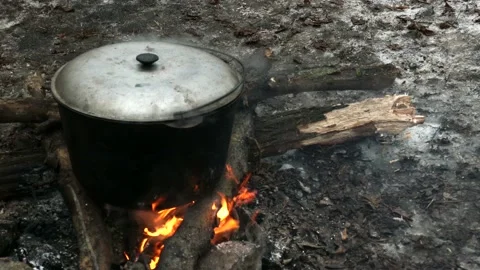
[
  {"xmin": 0, "ymin": 37, "xmax": 426, "ymax": 270},
  {"xmin": 122, "ymin": 166, "xmax": 258, "ymax": 269}
]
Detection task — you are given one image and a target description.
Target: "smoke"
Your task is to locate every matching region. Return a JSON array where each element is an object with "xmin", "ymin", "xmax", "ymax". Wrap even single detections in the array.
[{"xmin": 241, "ymin": 48, "xmax": 272, "ymax": 83}]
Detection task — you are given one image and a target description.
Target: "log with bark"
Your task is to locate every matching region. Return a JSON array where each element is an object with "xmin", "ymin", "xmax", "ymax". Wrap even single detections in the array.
[
  {"xmin": 254, "ymin": 95, "xmax": 425, "ymax": 157},
  {"xmin": 0, "ymin": 150, "xmax": 51, "ymax": 201},
  {"xmin": 0, "ymin": 62, "xmax": 424, "ymax": 270},
  {"xmin": 247, "ymin": 63, "xmax": 400, "ymax": 102}
]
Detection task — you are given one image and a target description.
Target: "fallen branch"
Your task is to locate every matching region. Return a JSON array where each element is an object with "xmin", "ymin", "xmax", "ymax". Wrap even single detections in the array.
[
  {"xmin": 255, "ymin": 95, "xmax": 425, "ymax": 156},
  {"xmin": 0, "ymin": 98, "xmax": 59, "ymax": 123},
  {"xmin": 248, "ymin": 64, "xmax": 400, "ymax": 102}
]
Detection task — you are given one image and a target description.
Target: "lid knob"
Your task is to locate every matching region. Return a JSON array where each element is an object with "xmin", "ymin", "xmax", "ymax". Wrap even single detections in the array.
[{"xmin": 136, "ymin": 53, "xmax": 159, "ymax": 66}]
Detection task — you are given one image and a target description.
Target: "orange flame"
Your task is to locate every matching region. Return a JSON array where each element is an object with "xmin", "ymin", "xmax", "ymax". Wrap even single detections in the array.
[
  {"xmin": 211, "ymin": 171, "xmax": 258, "ymax": 245},
  {"xmin": 151, "ymin": 197, "xmax": 166, "ymax": 211},
  {"xmin": 250, "ymin": 210, "xmax": 261, "ymax": 223},
  {"xmin": 139, "ymin": 238, "xmax": 148, "ymax": 253},
  {"xmin": 211, "ymin": 193, "xmax": 239, "ymax": 245},
  {"xmin": 123, "ymin": 251, "xmax": 130, "ymax": 261},
  {"xmin": 125, "ymin": 165, "xmax": 258, "ymax": 268},
  {"xmin": 234, "ymin": 173, "xmax": 257, "ymax": 207},
  {"xmin": 149, "ymin": 244, "xmax": 164, "ymax": 269},
  {"xmin": 225, "ymin": 164, "xmax": 240, "ymax": 184},
  {"xmin": 135, "ymin": 203, "xmax": 191, "ymax": 269}
]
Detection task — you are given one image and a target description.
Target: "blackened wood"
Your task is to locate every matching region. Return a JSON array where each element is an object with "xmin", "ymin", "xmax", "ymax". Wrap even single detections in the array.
[
  {"xmin": 254, "ymin": 95, "xmax": 425, "ymax": 157},
  {"xmin": 0, "ymin": 98, "xmax": 59, "ymax": 123},
  {"xmin": 0, "ymin": 151, "xmax": 51, "ymax": 200},
  {"xmin": 253, "ymin": 105, "xmax": 344, "ymax": 157},
  {"xmin": 43, "ymin": 132, "xmax": 113, "ymax": 270},
  {"xmin": 248, "ymin": 64, "xmax": 400, "ymax": 102}
]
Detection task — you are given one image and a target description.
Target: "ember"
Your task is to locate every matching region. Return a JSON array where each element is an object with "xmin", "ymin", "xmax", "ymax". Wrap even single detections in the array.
[{"xmin": 233, "ymin": 173, "xmax": 257, "ymax": 207}]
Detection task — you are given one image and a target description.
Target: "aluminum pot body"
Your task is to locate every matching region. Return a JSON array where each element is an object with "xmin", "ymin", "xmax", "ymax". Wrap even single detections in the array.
[{"xmin": 58, "ymin": 100, "xmax": 238, "ymax": 209}]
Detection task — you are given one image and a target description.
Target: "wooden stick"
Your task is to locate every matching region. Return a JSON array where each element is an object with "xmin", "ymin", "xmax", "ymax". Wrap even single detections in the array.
[
  {"xmin": 248, "ymin": 64, "xmax": 400, "ymax": 102},
  {"xmin": 0, "ymin": 98, "xmax": 59, "ymax": 123},
  {"xmin": 43, "ymin": 132, "xmax": 113, "ymax": 270},
  {"xmin": 255, "ymin": 95, "xmax": 425, "ymax": 157}
]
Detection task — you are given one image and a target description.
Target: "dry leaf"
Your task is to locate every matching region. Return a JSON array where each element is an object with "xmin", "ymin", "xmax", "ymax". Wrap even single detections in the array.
[
  {"xmin": 340, "ymin": 228, "xmax": 348, "ymax": 241},
  {"xmin": 335, "ymin": 245, "xmax": 347, "ymax": 254},
  {"xmin": 264, "ymin": 48, "xmax": 273, "ymax": 58},
  {"xmin": 361, "ymin": 194, "xmax": 382, "ymax": 209},
  {"xmin": 25, "ymin": 72, "xmax": 45, "ymax": 98}
]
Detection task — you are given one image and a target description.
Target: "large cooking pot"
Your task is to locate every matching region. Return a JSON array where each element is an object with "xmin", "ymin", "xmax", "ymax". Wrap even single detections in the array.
[{"xmin": 51, "ymin": 41, "xmax": 244, "ymax": 209}]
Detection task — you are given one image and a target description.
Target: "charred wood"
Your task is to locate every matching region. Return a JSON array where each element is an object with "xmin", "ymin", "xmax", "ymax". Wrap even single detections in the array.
[
  {"xmin": 0, "ymin": 151, "xmax": 51, "ymax": 200},
  {"xmin": 0, "ymin": 98, "xmax": 59, "ymax": 123},
  {"xmin": 43, "ymin": 132, "xmax": 113, "ymax": 270},
  {"xmin": 0, "ymin": 220, "xmax": 18, "ymax": 256},
  {"xmin": 254, "ymin": 95, "xmax": 425, "ymax": 157},
  {"xmin": 0, "ymin": 89, "xmax": 423, "ymax": 270},
  {"xmin": 248, "ymin": 64, "xmax": 400, "ymax": 102},
  {"xmin": 0, "ymin": 258, "xmax": 32, "ymax": 270}
]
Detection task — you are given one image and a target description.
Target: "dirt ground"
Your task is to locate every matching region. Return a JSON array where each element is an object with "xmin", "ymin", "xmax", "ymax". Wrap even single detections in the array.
[{"xmin": 1, "ymin": 0, "xmax": 480, "ymax": 269}]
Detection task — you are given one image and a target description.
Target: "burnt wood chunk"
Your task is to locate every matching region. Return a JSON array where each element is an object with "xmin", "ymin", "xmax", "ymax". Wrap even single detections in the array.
[
  {"xmin": 248, "ymin": 64, "xmax": 400, "ymax": 102},
  {"xmin": 254, "ymin": 95, "xmax": 424, "ymax": 157},
  {"xmin": 0, "ymin": 151, "xmax": 51, "ymax": 200},
  {"xmin": 0, "ymin": 98, "xmax": 59, "ymax": 123}
]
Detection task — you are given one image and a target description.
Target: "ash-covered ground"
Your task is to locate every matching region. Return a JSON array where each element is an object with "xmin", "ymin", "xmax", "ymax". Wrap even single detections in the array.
[{"xmin": 1, "ymin": 0, "xmax": 479, "ymax": 269}]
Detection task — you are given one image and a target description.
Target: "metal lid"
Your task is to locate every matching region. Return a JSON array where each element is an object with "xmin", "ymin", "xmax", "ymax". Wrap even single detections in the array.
[{"xmin": 51, "ymin": 41, "xmax": 244, "ymax": 122}]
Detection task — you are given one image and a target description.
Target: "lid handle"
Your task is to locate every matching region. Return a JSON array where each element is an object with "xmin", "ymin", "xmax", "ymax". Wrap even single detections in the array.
[{"xmin": 136, "ymin": 53, "xmax": 159, "ymax": 66}]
